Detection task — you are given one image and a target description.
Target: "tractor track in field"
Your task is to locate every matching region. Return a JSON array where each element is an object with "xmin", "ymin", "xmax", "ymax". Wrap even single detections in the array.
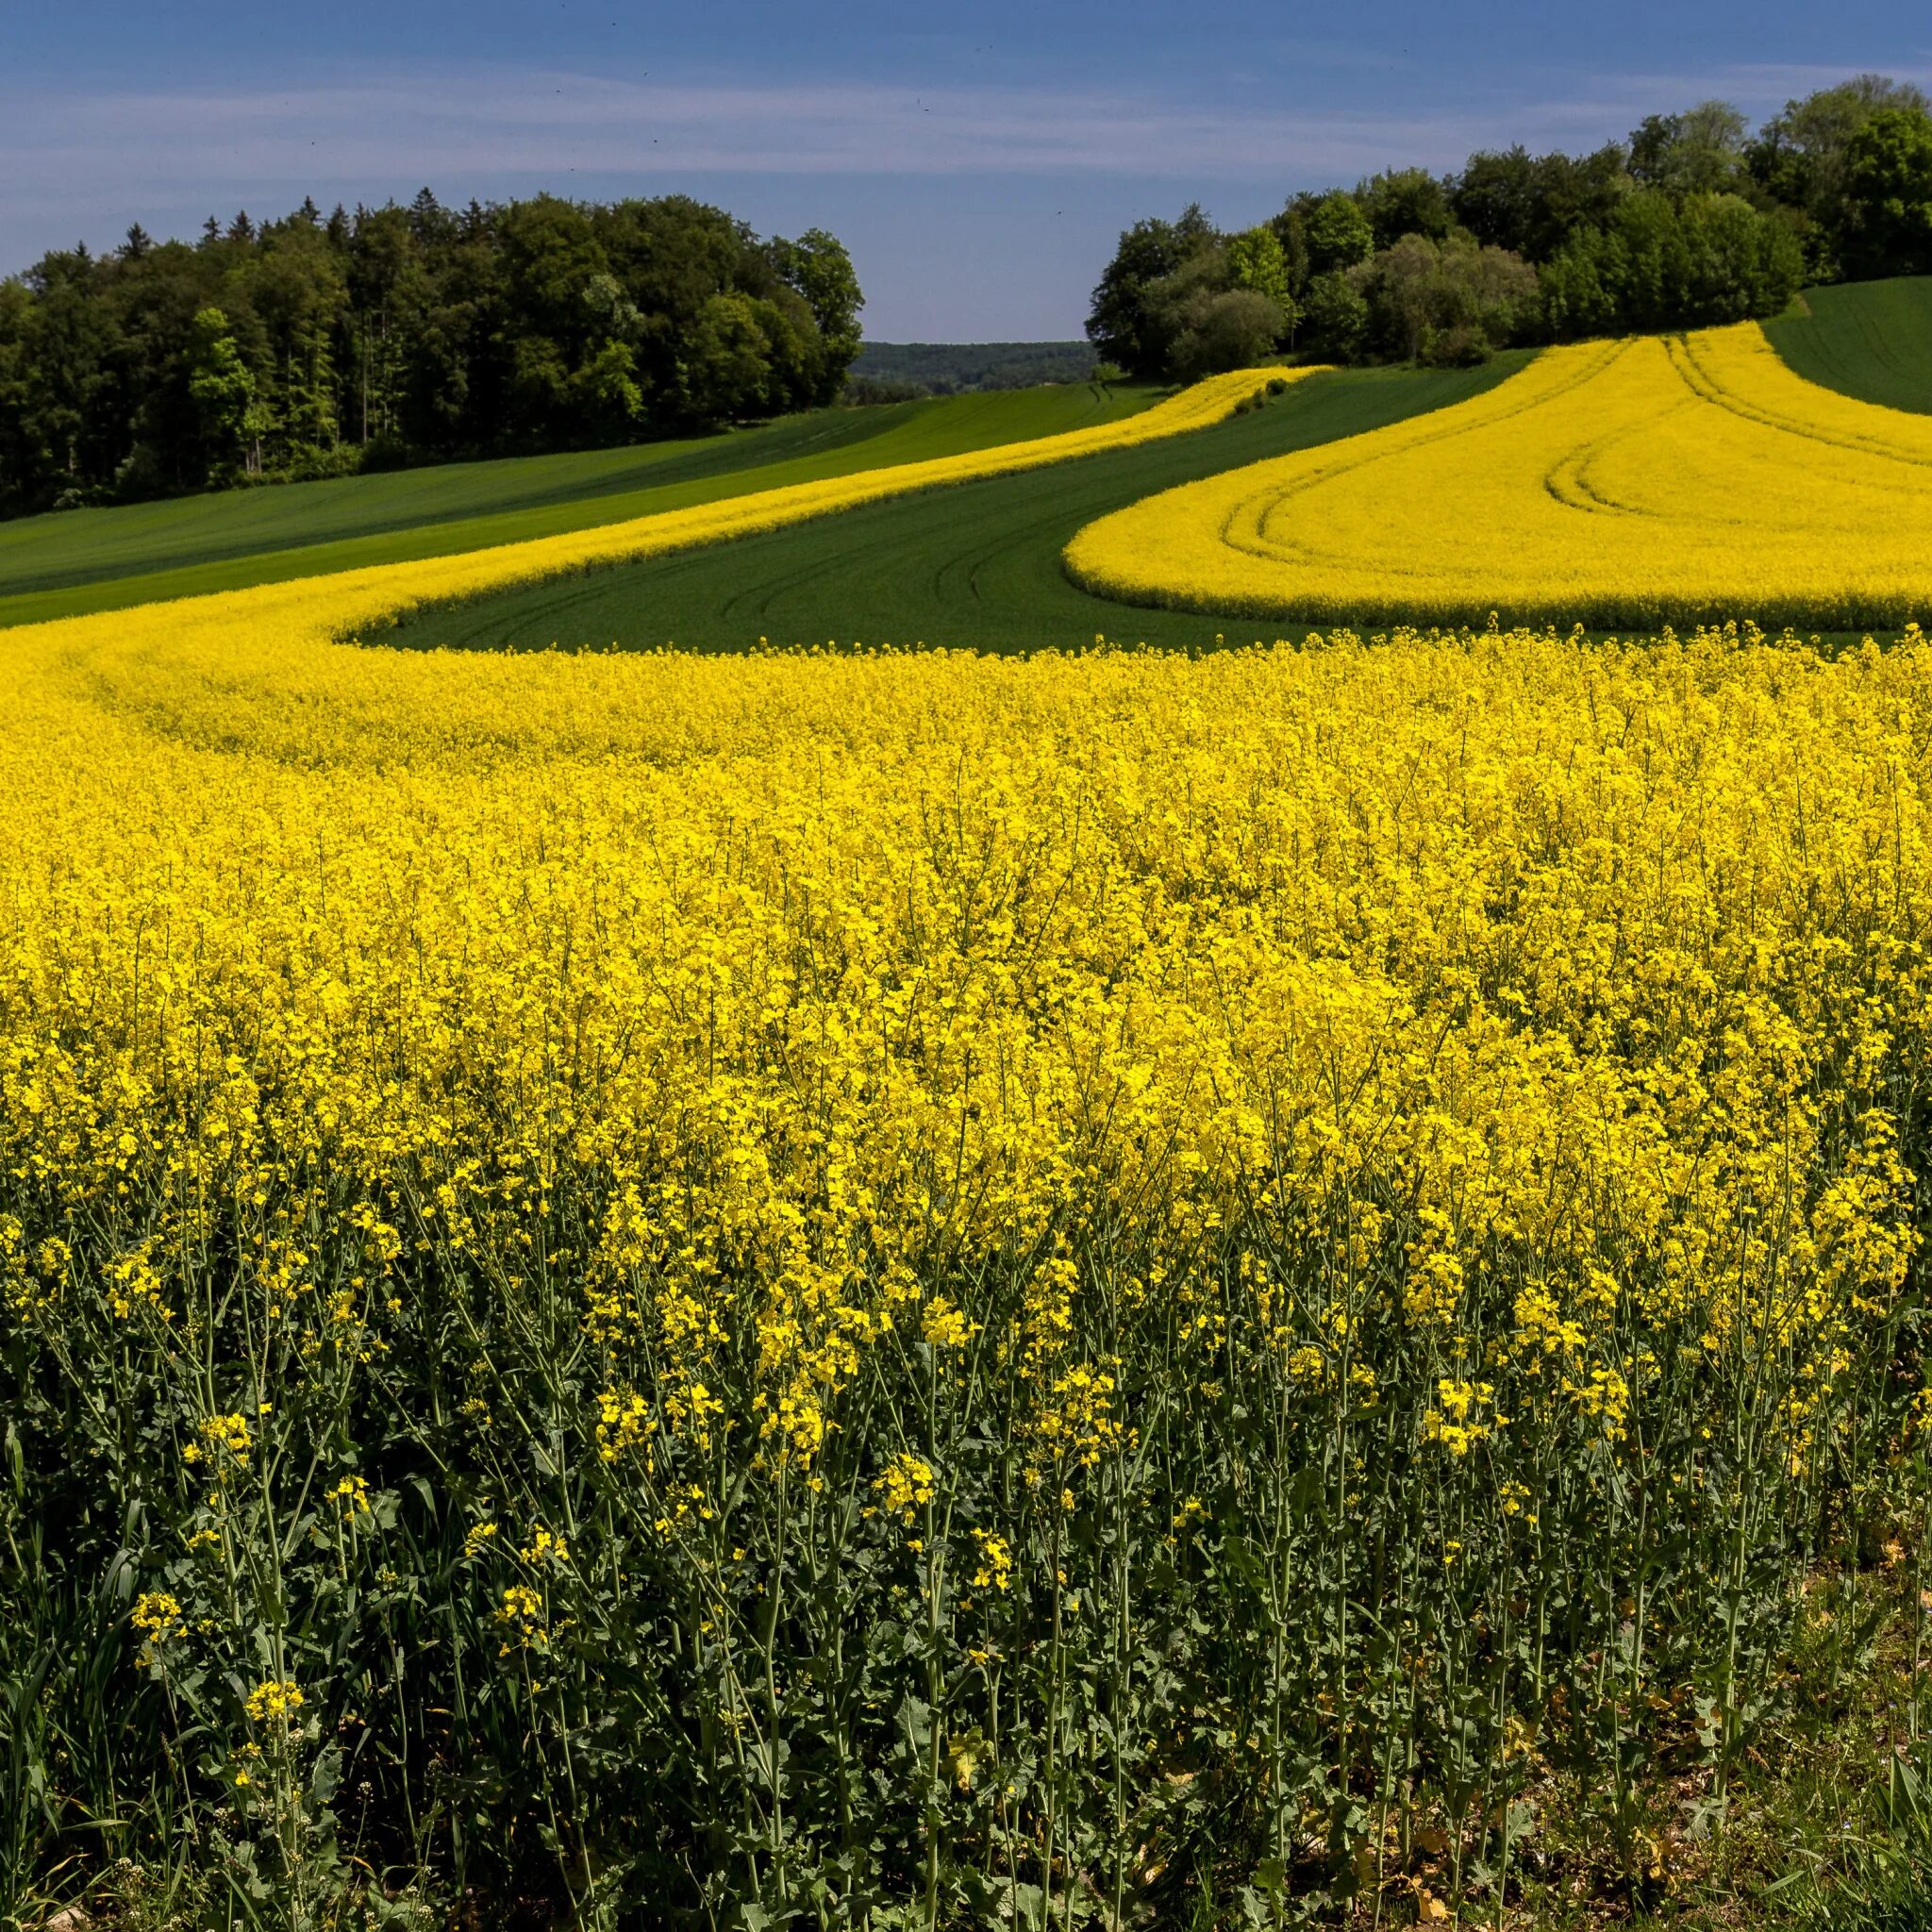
[{"xmin": 399, "ymin": 360, "xmax": 1526, "ymax": 657}]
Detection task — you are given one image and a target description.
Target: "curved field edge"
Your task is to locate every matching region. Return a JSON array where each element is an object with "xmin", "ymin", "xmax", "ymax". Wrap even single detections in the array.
[
  {"xmin": 1765, "ymin": 275, "xmax": 1932, "ymax": 415},
  {"xmin": 15, "ymin": 368, "xmax": 1291, "ymax": 651},
  {"xmin": 0, "ymin": 381, "xmax": 1165, "ymax": 630},
  {"xmin": 330, "ymin": 366, "xmax": 1307, "ymax": 641},
  {"xmin": 1060, "ymin": 325, "xmax": 1932, "ymax": 632},
  {"xmin": 3, "ymin": 368, "xmax": 1301, "ymax": 767},
  {"xmin": 8, "ymin": 277, "xmax": 1925, "ymax": 634},
  {"xmin": 393, "ymin": 358, "xmax": 1534, "ymax": 657}
]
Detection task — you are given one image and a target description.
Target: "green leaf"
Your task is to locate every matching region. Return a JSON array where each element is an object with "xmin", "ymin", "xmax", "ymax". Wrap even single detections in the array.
[{"xmin": 310, "ymin": 1742, "xmax": 342, "ymax": 1807}]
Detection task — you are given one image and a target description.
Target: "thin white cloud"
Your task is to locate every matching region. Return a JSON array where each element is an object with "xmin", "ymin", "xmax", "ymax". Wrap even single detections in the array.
[
  {"xmin": 8, "ymin": 54, "xmax": 1929, "ymax": 331},
  {"xmin": 0, "ymin": 70, "xmax": 1503, "ymax": 192},
  {"xmin": 7, "ymin": 56, "xmax": 1922, "ymax": 208}
]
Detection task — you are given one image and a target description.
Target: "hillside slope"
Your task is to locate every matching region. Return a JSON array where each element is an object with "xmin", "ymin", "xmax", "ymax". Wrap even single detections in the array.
[
  {"xmin": 1063, "ymin": 326, "xmax": 1932, "ymax": 630},
  {"xmin": 387, "ymin": 283, "xmax": 1932, "ymax": 653},
  {"xmin": 394, "ymin": 359, "xmax": 1527, "ymax": 656},
  {"xmin": 850, "ymin": 341, "xmax": 1096, "ymax": 391},
  {"xmin": 8, "ymin": 280, "xmax": 1927, "ymax": 636},
  {"xmin": 1764, "ymin": 276, "xmax": 1932, "ymax": 414},
  {"xmin": 0, "ymin": 382, "xmax": 1154, "ymax": 627}
]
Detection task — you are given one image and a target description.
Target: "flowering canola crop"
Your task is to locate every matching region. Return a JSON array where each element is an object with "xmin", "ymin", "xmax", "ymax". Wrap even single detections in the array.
[
  {"xmin": 1066, "ymin": 324, "xmax": 1932, "ymax": 628},
  {"xmin": 8, "ymin": 526, "xmax": 1932, "ymax": 1915},
  {"xmin": 8, "ymin": 363, "xmax": 1296, "ymax": 773},
  {"xmin": 99, "ymin": 361, "xmax": 1291, "ymax": 640}
]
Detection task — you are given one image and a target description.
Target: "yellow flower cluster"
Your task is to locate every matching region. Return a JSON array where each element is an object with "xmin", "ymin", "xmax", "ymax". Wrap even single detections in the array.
[
  {"xmin": 1422, "ymin": 1379, "xmax": 1503, "ymax": 1457},
  {"xmin": 497, "ymin": 1584, "xmax": 548, "ymax": 1654},
  {"xmin": 131, "ymin": 1591, "xmax": 186, "ymax": 1670},
  {"xmin": 518, "ymin": 1525, "xmax": 571, "ymax": 1566},
  {"xmin": 595, "ymin": 1388, "xmax": 650, "ymax": 1461},
  {"xmin": 197, "ymin": 1413, "xmax": 253, "ymax": 1464},
  {"xmin": 921, "ymin": 1296, "xmax": 977, "ymax": 1349},
  {"xmin": 969, "ymin": 1529, "xmax": 1013, "ymax": 1593},
  {"xmin": 1065, "ymin": 325, "xmax": 1932, "ymax": 628},
  {"xmin": 325, "ymin": 1474, "xmax": 372, "ymax": 1518},
  {"xmin": 244, "ymin": 1679, "xmax": 306, "ymax": 1725},
  {"xmin": 872, "ymin": 1451, "xmax": 936, "ymax": 1524},
  {"xmin": 1024, "ymin": 1362, "xmax": 1124, "ymax": 1484}
]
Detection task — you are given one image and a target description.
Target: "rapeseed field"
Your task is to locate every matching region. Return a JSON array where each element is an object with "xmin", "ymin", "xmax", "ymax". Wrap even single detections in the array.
[
  {"xmin": 1066, "ymin": 323, "xmax": 1932, "ymax": 629},
  {"xmin": 0, "ymin": 370, "xmax": 1282, "ymax": 630},
  {"xmin": 7, "ymin": 476, "xmax": 1932, "ymax": 1924}
]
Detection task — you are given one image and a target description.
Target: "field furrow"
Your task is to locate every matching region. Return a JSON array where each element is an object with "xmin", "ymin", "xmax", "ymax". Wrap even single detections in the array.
[{"xmin": 1066, "ymin": 323, "xmax": 1932, "ymax": 628}]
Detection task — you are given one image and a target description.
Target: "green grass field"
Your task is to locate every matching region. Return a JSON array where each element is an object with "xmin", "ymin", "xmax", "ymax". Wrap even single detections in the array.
[
  {"xmin": 389, "ymin": 358, "xmax": 1533, "ymax": 655},
  {"xmin": 1765, "ymin": 275, "xmax": 1932, "ymax": 413},
  {"xmin": 0, "ymin": 382, "xmax": 1154, "ymax": 627},
  {"xmin": 5, "ymin": 275, "xmax": 1928, "ymax": 642}
]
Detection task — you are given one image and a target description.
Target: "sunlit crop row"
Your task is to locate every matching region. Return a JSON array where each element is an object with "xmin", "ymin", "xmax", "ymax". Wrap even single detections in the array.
[
  {"xmin": 1066, "ymin": 323, "xmax": 1932, "ymax": 628},
  {"xmin": 7, "ymin": 525, "xmax": 1930, "ymax": 1917},
  {"xmin": 23, "ymin": 363, "xmax": 1295, "ymax": 773}
]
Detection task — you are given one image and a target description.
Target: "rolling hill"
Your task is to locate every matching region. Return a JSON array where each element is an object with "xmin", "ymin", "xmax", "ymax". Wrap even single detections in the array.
[
  {"xmin": 848, "ymin": 341, "xmax": 1098, "ymax": 391},
  {"xmin": 7, "ymin": 276, "xmax": 1929, "ymax": 641},
  {"xmin": 0, "ymin": 381, "xmax": 1154, "ymax": 627},
  {"xmin": 390, "ymin": 359, "xmax": 1529, "ymax": 655},
  {"xmin": 397, "ymin": 271, "xmax": 1932, "ymax": 654},
  {"xmin": 1063, "ymin": 325, "xmax": 1932, "ymax": 631},
  {"xmin": 1763, "ymin": 275, "xmax": 1932, "ymax": 415}
]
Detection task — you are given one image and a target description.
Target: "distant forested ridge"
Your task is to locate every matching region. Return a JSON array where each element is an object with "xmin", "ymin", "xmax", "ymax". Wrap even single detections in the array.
[
  {"xmin": 0, "ymin": 191, "xmax": 862, "ymax": 518},
  {"xmin": 1091, "ymin": 75, "xmax": 1932, "ymax": 379},
  {"xmin": 847, "ymin": 341, "xmax": 1097, "ymax": 398}
]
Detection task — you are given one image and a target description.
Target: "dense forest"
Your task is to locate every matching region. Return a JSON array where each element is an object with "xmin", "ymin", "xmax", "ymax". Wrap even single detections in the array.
[
  {"xmin": 0, "ymin": 192, "xmax": 861, "ymax": 518},
  {"xmin": 1091, "ymin": 75, "xmax": 1932, "ymax": 378}
]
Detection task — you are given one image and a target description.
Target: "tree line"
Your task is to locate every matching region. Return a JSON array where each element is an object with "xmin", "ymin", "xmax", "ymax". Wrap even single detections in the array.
[
  {"xmin": 846, "ymin": 340, "xmax": 1097, "ymax": 401},
  {"xmin": 1090, "ymin": 76, "xmax": 1932, "ymax": 379},
  {"xmin": 0, "ymin": 191, "xmax": 862, "ymax": 518}
]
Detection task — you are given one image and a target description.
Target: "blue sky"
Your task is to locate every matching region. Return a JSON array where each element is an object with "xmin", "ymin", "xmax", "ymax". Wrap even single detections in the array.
[{"xmin": 4, "ymin": 1, "xmax": 1929, "ymax": 340}]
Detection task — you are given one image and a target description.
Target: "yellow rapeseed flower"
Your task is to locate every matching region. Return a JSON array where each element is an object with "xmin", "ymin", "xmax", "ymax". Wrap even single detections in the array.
[
  {"xmin": 872, "ymin": 1451, "xmax": 935, "ymax": 1525},
  {"xmin": 1066, "ymin": 325, "xmax": 1932, "ymax": 628},
  {"xmin": 244, "ymin": 1678, "xmax": 305, "ymax": 1724}
]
